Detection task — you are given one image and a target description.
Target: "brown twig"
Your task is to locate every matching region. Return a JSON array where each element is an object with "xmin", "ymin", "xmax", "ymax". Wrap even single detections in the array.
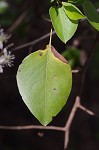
[
  {"xmin": 11, "ymin": 31, "xmax": 56, "ymax": 51},
  {"xmin": 72, "ymin": 69, "xmax": 80, "ymax": 73},
  {"xmin": 64, "ymin": 96, "xmax": 80, "ymax": 149},
  {"xmin": 0, "ymin": 125, "xmax": 65, "ymax": 131},
  {"xmin": 78, "ymin": 104, "xmax": 94, "ymax": 116},
  {"xmin": 0, "ymin": 97, "xmax": 98, "ymax": 150},
  {"xmin": 64, "ymin": 95, "xmax": 99, "ymax": 150}
]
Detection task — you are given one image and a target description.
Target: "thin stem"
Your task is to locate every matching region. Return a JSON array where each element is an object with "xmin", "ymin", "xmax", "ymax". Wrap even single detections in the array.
[
  {"xmin": 64, "ymin": 96, "xmax": 80, "ymax": 149},
  {"xmin": 49, "ymin": 29, "xmax": 53, "ymax": 46},
  {"xmin": 72, "ymin": 69, "xmax": 80, "ymax": 73},
  {"xmin": 64, "ymin": 130, "xmax": 69, "ymax": 150},
  {"xmin": 0, "ymin": 125, "xmax": 65, "ymax": 131},
  {"xmin": 78, "ymin": 104, "xmax": 94, "ymax": 116}
]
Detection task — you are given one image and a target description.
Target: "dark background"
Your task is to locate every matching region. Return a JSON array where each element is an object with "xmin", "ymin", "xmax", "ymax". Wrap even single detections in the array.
[{"xmin": 0, "ymin": 0, "xmax": 99, "ymax": 150}]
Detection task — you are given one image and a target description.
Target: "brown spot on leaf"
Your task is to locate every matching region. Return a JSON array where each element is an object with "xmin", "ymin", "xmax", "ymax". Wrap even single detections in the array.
[
  {"xmin": 53, "ymin": 88, "xmax": 56, "ymax": 91},
  {"xmin": 39, "ymin": 52, "xmax": 43, "ymax": 56},
  {"xmin": 54, "ymin": 88, "xmax": 56, "ymax": 90},
  {"xmin": 52, "ymin": 75, "xmax": 56, "ymax": 79},
  {"xmin": 51, "ymin": 45, "xmax": 68, "ymax": 63}
]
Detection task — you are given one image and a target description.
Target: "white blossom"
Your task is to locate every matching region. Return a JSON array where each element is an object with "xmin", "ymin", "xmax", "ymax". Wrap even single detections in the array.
[
  {"xmin": 0, "ymin": 27, "xmax": 14, "ymax": 73},
  {"xmin": 0, "ymin": 48, "xmax": 15, "ymax": 67}
]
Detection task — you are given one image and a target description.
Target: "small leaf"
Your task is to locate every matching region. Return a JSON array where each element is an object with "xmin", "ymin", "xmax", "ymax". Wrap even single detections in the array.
[
  {"xmin": 16, "ymin": 45, "xmax": 72, "ymax": 126},
  {"xmin": 82, "ymin": 0, "xmax": 99, "ymax": 31},
  {"xmin": 62, "ymin": 2, "xmax": 85, "ymax": 20},
  {"xmin": 68, "ymin": 0, "xmax": 84, "ymax": 3},
  {"xmin": 49, "ymin": 6, "xmax": 78, "ymax": 43},
  {"xmin": 68, "ymin": 0, "xmax": 78, "ymax": 3}
]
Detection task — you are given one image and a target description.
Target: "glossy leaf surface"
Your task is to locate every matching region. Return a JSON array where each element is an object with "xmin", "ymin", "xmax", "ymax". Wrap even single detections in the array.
[
  {"xmin": 0, "ymin": 1, "xmax": 8, "ymax": 14},
  {"xmin": 17, "ymin": 46, "xmax": 72, "ymax": 126},
  {"xmin": 68, "ymin": 0, "xmax": 84, "ymax": 3},
  {"xmin": 62, "ymin": 2, "xmax": 85, "ymax": 20},
  {"xmin": 49, "ymin": 6, "xmax": 78, "ymax": 43}
]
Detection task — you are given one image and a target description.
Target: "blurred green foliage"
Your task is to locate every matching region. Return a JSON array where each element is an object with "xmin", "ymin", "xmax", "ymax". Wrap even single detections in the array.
[
  {"xmin": 0, "ymin": 0, "xmax": 19, "ymax": 25},
  {"xmin": 62, "ymin": 46, "xmax": 80, "ymax": 68},
  {"xmin": 0, "ymin": 1, "xmax": 8, "ymax": 14}
]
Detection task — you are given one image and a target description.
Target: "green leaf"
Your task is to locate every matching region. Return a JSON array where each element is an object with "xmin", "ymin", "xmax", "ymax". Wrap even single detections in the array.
[
  {"xmin": 82, "ymin": 0, "xmax": 99, "ymax": 31},
  {"xmin": 0, "ymin": 1, "xmax": 8, "ymax": 14},
  {"xmin": 68, "ymin": 0, "xmax": 84, "ymax": 3},
  {"xmin": 16, "ymin": 45, "xmax": 72, "ymax": 126},
  {"xmin": 68, "ymin": 0, "xmax": 78, "ymax": 2},
  {"xmin": 49, "ymin": 6, "xmax": 78, "ymax": 43},
  {"xmin": 50, "ymin": 0, "xmax": 54, "ymax": 2},
  {"xmin": 62, "ymin": 2, "xmax": 85, "ymax": 20}
]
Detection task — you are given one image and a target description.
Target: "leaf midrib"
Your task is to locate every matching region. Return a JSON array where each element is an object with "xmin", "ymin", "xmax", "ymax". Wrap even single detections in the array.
[
  {"xmin": 59, "ymin": 7, "xmax": 66, "ymax": 42},
  {"xmin": 44, "ymin": 49, "xmax": 49, "ymax": 117}
]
